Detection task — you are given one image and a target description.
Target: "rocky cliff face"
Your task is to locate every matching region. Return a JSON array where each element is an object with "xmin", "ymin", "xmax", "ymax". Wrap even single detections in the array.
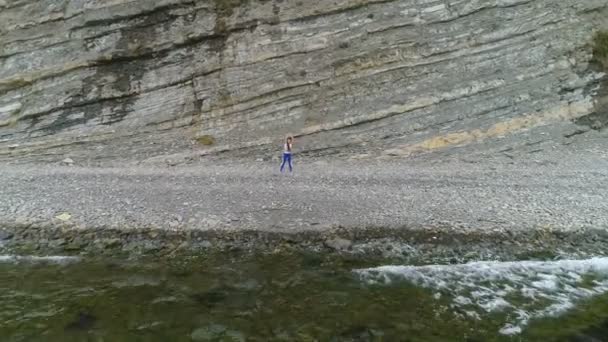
[{"xmin": 0, "ymin": 0, "xmax": 607, "ymax": 163}]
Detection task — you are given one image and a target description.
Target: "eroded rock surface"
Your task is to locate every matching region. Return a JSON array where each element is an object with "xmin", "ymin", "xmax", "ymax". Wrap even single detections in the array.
[{"xmin": 0, "ymin": 0, "xmax": 607, "ymax": 163}]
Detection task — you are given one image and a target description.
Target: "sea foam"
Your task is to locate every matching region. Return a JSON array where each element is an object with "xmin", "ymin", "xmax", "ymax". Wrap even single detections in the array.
[
  {"xmin": 355, "ymin": 257, "xmax": 608, "ymax": 335},
  {"xmin": 0, "ymin": 255, "xmax": 79, "ymax": 264}
]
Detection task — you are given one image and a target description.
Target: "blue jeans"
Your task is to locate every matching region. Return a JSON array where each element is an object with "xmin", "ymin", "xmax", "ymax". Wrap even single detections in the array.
[{"xmin": 280, "ymin": 153, "xmax": 292, "ymax": 172}]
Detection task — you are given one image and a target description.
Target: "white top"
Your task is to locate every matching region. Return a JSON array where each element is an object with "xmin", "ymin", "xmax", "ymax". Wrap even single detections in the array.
[{"xmin": 284, "ymin": 143, "xmax": 292, "ymax": 154}]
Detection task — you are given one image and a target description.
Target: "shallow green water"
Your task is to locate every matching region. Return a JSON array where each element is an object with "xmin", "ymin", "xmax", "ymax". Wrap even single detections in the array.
[{"xmin": 1, "ymin": 252, "xmax": 608, "ymax": 341}]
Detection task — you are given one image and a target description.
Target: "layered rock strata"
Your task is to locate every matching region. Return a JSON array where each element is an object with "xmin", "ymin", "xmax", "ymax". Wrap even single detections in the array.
[{"xmin": 0, "ymin": 0, "xmax": 607, "ymax": 161}]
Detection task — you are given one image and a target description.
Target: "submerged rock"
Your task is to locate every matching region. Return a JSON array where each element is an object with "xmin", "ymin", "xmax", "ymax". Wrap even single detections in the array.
[
  {"xmin": 64, "ymin": 311, "xmax": 96, "ymax": 331},
  {"xmin": 191, "ymin": 325, "xmax": 224, "ymax": 341},
  {"xmin": 190, "ymin": 289, "xmax": 228, "ymax": 308},
  {"xmin": 191, "ymin": 324, "xmax": 245, "ymax": 342}
]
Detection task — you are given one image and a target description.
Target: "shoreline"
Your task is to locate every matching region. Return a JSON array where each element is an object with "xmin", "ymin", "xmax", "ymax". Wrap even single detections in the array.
[
  {"xmin": 2, "ymin": 142, "xmax": 608, "ymax": 259},
  {"xmin": 2, "ymin": 221, "xmax": 608, "ymax": 263}
]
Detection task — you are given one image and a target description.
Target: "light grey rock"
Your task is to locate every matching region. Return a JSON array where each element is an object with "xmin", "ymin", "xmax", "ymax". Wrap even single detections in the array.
[
  {"xmin": 324, "ymin": 237, "xmax": 353, "ymax": 251},
  {"xmin": 198, "ymin": 240, "xmax": 212, "ymax": 249}
]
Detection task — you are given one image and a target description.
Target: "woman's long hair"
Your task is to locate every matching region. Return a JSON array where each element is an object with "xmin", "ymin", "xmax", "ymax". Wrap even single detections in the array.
[{"xmin": 285, "ymin": 136, "xmax": 293, "ymax": 152}]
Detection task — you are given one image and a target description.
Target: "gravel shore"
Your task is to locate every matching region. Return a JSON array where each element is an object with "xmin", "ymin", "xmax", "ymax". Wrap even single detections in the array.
[{"xmin": 2, "ymin": 152, "xmax": 607, "ymax": 235}]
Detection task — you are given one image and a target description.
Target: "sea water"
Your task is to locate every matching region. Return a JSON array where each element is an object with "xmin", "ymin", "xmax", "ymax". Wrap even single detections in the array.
[{"xmin": 1, "ymin": 251, "xmax": 608, "ymax": 341}]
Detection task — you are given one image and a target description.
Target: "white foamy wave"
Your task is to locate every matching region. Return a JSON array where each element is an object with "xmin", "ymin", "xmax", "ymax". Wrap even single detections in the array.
[
  {"xmin": 355, "ymin": 258, "xmax": 608, "ymax": 335},
  {"xmin": 0, "ymin": 255, "xmax": 79, "ymax": 264}
]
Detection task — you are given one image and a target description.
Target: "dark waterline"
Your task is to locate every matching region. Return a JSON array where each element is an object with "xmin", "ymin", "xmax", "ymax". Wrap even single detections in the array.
[{"xmin": 1, "ymin": 251, "xmax": 608, "ymax": 341}]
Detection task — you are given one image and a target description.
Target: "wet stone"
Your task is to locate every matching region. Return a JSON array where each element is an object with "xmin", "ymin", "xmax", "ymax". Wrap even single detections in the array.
[
  {"xmin": 49, "ymin": 238, "xmax": 67, "ymax": 248},
  {"xmin": 63, "ymin": 242, "xmax": 83, "ymax": 252},
  {"xmin": 0, "ymin": 230, "xmax": 14, "ymax": 241},
  {"xmin": 102, "ymin": 238, "xmax": 122, "ymax": 248}
]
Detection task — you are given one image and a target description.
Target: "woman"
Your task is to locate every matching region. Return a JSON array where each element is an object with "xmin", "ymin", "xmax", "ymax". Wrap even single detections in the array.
[{"xmin": 280, "ymin": 136, "xmax": 294, "ymax": 173}]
